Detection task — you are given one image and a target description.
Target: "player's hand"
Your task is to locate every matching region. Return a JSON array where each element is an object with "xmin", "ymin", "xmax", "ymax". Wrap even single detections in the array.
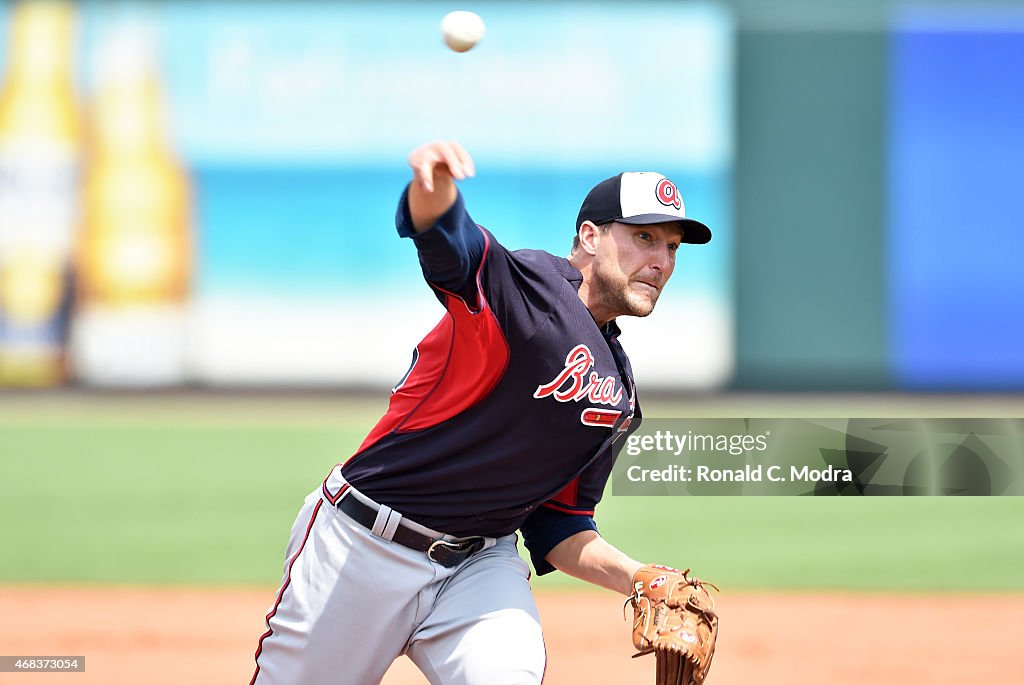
[
  {"xmin": 407, "ymin": 141, "xmax": 476, "ymax": 232},
  {"xmin": 408, "ymin": 141, "xmax": 476, "ymax": 194}
]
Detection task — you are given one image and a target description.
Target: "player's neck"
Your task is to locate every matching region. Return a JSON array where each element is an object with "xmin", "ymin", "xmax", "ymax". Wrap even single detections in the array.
[
  {"xmin": 576, "ymin": 279, "xmax": 614, "ymax": 328},
  {"xmin": 569, "ymin": 254, "xmax": 614, "ymax": 327}
]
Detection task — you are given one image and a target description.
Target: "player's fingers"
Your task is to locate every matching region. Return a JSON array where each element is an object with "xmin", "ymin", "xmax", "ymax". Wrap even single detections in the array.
[
  {"xmin": 410, "ymin": 147, "xmax": 440, "ymax": 193},
  {"xmin": 438, "ymin": 143, "xmax": 467, "ymax": 181},
  {"xmin": 417, "ymin": 159, "xmax": 436, "ymax": 193},
  {"xmin": 449, "ymin": 141, "xmax": 476, "ymax": 178},
  {"xmin": 409, "ymin": 141, "xmax": 471, "ymax": 193}
]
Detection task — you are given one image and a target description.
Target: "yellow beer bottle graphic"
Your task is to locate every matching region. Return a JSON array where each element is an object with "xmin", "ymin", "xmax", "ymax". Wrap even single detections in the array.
[
  {"xmin": 0, "ymin": 0, "xmax": 81, "ymax": 386},
  {"xmin": 72, "ymin": 25, "xmax": 192, "ymax": 385}
]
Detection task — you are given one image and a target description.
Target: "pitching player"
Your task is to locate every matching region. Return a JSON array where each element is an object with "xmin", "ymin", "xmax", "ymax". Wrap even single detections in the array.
[{"xmin": 250, "ymin": 141, "xmax": 712, "ymax": 685}]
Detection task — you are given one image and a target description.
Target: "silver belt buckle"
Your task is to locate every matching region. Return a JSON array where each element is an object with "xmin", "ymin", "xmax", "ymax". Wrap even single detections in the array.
[{"xmin": 427, "ymin": 538, "xmax": 485, "ymax": 567}]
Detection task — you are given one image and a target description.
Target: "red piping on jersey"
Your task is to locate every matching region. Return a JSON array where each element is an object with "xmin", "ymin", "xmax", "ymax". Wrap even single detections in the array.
[
  {"xmin": 541, "ymin": 501, "xmax": 596, "ymax": 516},
  {"xmin": 346, "ymin": 227, "xmax": 510, "ymax": 458},
  {"xmin": 250, "ymin": 498, "xmax": 324, "ymax": 685}
]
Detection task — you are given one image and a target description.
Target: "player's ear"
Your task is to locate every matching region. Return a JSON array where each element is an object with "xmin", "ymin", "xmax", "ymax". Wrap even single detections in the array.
[{"xmin": 576, "ymin": 221, "xmax": 602, "ymax": 257}]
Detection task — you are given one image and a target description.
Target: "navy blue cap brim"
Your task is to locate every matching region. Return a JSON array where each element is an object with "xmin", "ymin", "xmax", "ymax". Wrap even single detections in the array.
[{"xmin": 616, "ymin": 214, "xmax": 712, "ymax": 245}]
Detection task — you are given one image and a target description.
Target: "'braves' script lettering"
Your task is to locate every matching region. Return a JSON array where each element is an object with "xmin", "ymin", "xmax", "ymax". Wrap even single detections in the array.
[{"xmin": 533, "ymin": 344, "xmax": 624, "ymax": 406}]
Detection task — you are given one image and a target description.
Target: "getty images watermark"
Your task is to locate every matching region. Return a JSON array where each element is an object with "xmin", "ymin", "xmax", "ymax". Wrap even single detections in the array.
[
  {"xmin": 622, "ymin": 428, "xmax": 849, "ymax": 484},
  {"xmin": 612, "ymin": 419, "xmax": 1024, "ymax": 496}
]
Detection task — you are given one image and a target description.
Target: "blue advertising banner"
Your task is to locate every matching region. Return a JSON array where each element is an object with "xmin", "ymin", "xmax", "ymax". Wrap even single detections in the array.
[{"xmin": 889, "ymin": 10, "xmax": 1024, "ymax": 389}]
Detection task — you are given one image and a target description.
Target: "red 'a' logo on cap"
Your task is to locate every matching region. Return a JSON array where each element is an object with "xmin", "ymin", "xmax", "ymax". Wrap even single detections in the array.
[{"xmin": 655, "ymin": 178, "xmax": 682, "ymax": 210}]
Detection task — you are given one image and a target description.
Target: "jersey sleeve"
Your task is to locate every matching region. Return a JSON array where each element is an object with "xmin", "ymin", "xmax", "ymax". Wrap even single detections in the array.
[
  {"xmin": 520, "ymin": 406, "xmax": 644, "ymax": 575},
  {"xmin": 519, "ymin": 447, "xmax": 615, "ymax": 576},
  {"xmin": 519, "ymin": 506, "xmax": 598, "ymax": 576},
  {"xmin": 396, "ymin": 184, "xmax": 486, "ymax": 304}
]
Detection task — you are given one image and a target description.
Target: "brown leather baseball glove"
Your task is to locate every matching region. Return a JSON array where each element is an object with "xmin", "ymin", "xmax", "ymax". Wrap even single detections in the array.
[{"xmin": 626, "ymin": 565, "xmax": 719, "ymax": 685}]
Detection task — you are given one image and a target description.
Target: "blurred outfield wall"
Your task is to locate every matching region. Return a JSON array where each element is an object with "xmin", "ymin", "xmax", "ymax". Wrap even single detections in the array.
[
  {"xmin": 0, "ymin": 0, "xmax": 1021, "ymax": 392},
  {"xmin": 0, "ymin": 0, "xmax": 733, "ymax": 389},
  {"xmin": 735, "ymin": 0, "xmax": 1024, "ymax": 391}
]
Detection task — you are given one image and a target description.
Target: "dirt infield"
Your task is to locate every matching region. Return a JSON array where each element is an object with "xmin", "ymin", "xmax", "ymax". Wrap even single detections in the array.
[{"xmin": 1, "ymin": 586, "xmax": 1021, "ymax": 684}]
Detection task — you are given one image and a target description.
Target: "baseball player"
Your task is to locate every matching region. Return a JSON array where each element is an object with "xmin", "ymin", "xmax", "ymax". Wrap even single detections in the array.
[{"xmin": 250, "ymin": 141, "xmax": 714, "ymax": 685}]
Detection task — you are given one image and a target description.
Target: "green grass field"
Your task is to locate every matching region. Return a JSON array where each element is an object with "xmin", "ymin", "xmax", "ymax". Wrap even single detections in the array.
[{"xmin": 2, "ymin": 393, "xmax": 1022, "ymax": 591}]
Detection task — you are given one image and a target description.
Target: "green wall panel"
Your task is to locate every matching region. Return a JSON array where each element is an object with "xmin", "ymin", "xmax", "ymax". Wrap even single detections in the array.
[{"xmin": 735, "ymin": 29, "xmax": 889, "ymax": 389}]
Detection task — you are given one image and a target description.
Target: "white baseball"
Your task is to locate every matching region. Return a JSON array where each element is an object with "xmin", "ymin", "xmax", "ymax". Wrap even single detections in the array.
[{"xmin": 441, "ymin": 11, "xmax": 485, "ymax": 53}]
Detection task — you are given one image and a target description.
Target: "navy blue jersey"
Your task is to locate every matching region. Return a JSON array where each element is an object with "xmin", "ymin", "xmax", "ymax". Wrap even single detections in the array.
[{"xmin": 339, "ymin": 187, "xmax": 642, "ymax": 574}]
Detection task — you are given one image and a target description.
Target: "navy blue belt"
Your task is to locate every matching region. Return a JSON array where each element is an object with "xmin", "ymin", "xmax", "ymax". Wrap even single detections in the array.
[{"xmin": 336, "ymin": 495, "xmax": 486, "ymax": 568}]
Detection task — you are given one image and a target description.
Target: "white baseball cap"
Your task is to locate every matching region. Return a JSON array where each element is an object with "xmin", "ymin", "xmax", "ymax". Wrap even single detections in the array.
[{"xmin": 576, "ymin": 172, "xmax": 712, "ymax": 244}]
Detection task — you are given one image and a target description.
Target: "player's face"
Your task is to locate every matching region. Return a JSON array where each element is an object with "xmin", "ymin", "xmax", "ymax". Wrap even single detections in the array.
[{"xmin": 590, "ymin": 222, "xmax": 682, "ymax": 319}]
